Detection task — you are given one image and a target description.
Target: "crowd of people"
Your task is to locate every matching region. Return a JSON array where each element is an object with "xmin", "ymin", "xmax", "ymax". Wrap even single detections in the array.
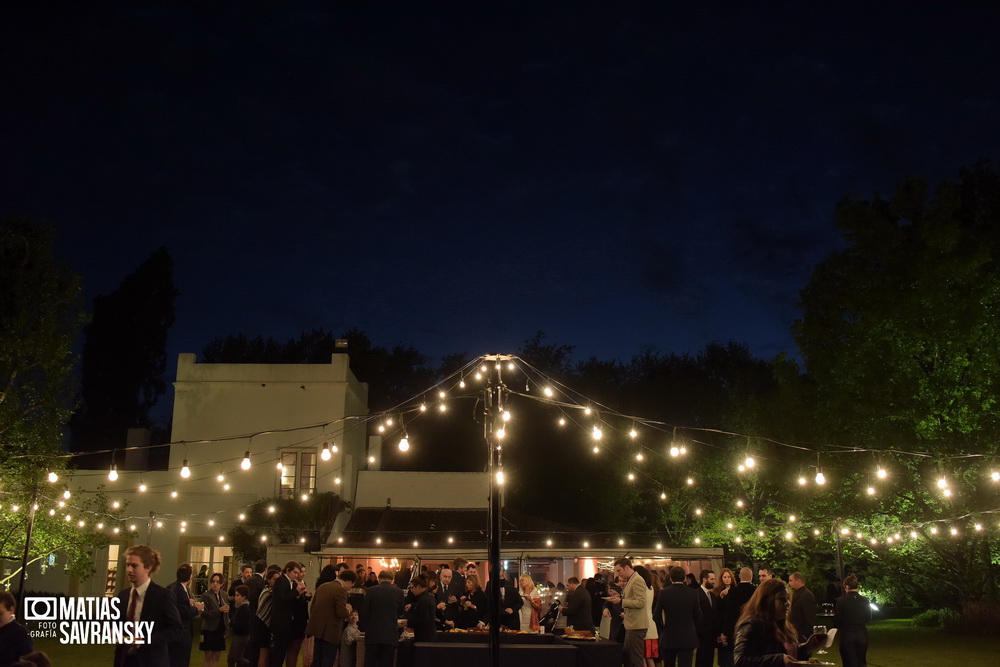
[{"xmin": 0, "ymin": 546, "xmax": 873, "ymax": 667}]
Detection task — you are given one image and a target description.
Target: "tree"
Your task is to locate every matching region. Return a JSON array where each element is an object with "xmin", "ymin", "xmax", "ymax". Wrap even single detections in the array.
[
  {"xmin": 226, "ymin": 492, "xmax": 350, "ymax": 564},
  {"xmin": 72, "ymin": 247, "xmax": 177, "ymax": 452},
  {"xmin": 0, "ymin": 219, "xmax": 128, "ymax": 587},
  {"xmin": 794, "ymin": 161, "xmax": 1000, "ymax": 607}
]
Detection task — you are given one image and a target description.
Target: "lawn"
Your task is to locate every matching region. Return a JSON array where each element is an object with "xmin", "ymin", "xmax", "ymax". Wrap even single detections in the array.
[{"xmin": 30, "ymin": 620, "xmax": 996, "ymax": 667}]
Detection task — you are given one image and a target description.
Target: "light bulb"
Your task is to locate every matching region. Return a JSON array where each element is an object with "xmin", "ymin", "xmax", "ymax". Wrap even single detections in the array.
[
  {"xmin": 877, "ymin": 468, "xmax": 888, "ymax": 479},
  {"xmin": 438, "ymin": 403, "xmax": 447, "ymax": 412},
  {"xmin": 992, "ymin": 471, "xmax": 1000, "ymax": 482},
  {"xmin": 277, "ymin": 461, "xmax": 284, "ymax": 471},
  {"xmin": 815, "ymin": 471, "xmax": 826, "ymax": 485},
  {"xmin": 63, "ymin": 490, "xmax": 71, "ymax": 499},
  {"xmin": 670, "ymin": 446, "xmax": 679, "ymax": 457},
  {"xmin": 321, "ymin": 444, "xmax": 332, "ymax": 461},
  {"xmin": 496, "ymin": 471, "xmax": 505, "ymax": 485},
  {"xmin": 496, "ymin": 428, "xmax": 506, "ymax": 439},
  {"xmin": 694, "ymin": 508, "xmax": 702, "ymax": 515},
  {"xmin": 627, "ymin": 472, "xmax": 635, "ymax": 481},
  {"xmin": 108, "ymin": 465, "xmax": 118, "ymax": 481},
  {"xmin": 544, "ymin": 387, "xmax": 554, "ymax": 397},
  {"xmin": 745, "ymin": 456, "xmax": 755, "ymax": 468},
  {"xmin": 48, "ymin": 471, "xmax": 58, "ymax": 483},
  {"xmin": 687, "ymin": 478, "xmax": 694, "ymax": 485},
  {"xmin": 459, "ymin": 380, "xmax": 466, "ymax": 388},
  {"xmin": 386, "ymin": 418, "xmax": 393, "ymax": 426},
  {"xmin": 937, "ymin": 477, "xmax": 947, "ymax": 489},
  {"xmin": 546, "ymin": 539, "xmax": 553, "ymax": 546},
  {"xmin": 180, "ymin": 460, "xmax": 191, "ymax": 478},
  {"xmin": 112, "ymin": 501, "xmax": 120, "ymax": 509},
  {"xmin": 558, "ymin": 417, "xmax": 566, "ymax": 426},
  {"xmin": 268, "ymin": 505, "xmax": 275, "ymax": 513},
  {"xmin": 736, "ymin": 500, "xmax": 745, "ymax": 508},
  {"xmin": 334, "ymin": 477, "xmax": 341, "ymax": 485},
  {"xmin": 502, "ymin": 411, "xmax": 511, "ymax": 422},
  {"xmin": 592, "ymin": 446, "xmax": 600, "ymax": 454},
  {"xmin": 592, "ymin": 425, "xmax": 602, "ymax": 440},
  {"xmin": 420, "ymin": 403, "xmax": 427, "ymax": 412},
  {"xmin": 694, "ymin": 537, "xmax": 701, "ymax": 544},
  {"xmin": 943, "ymin": 488, "xmax": 953, "ymax": 497},
  {"xmin": 726, "ymin": 522, "xmax": 733, "ymax": 529},
  {"xmin": 584, "ymin": 407, "xmax": 592, "ymax": 415},
  {"xmin": 798, "ymin": 476, "xmax": 807, "ymax": 486},
  {"xmin": 138, "ymin": 483, "xmax": 147, "ymax": 493},
  {"xmin": 171, "ymin": 490, "xmax": 178, "ymax": 498},
  {"xmin": 217, "ymin": 474, "xmax": 225, "ymax": 482},
  {"xmin": 223, "ymin": 483, "xmax": 230, "ymax": 491},
  {"xmin": 331, "ymin": 443, "xmax": 338, "ymax": 453},
  {"xmin": 629, "ymin": 429, "xmax": 638, "ymax": 439},
  {"xmin": 660, "ymin": 491, "xmax": 667, "ymax": 500},
  {"xmin": 241, "ymin": 451, "xmax": 251, "ymax": 470},
  {"xmin": 635, "ymin": 453, "xmax": 644, "ymax": 461},
  {"xmin": 788, "ymin": 515, "xmax": 796, "ymax": 522},
  {"xmin": 867, "ymin": 486, "xmax": 876, "ymax": 495},
  {"xmin": 438, "ymin": 391, "xmax": 446, "ymax": 399},
  {"xmin": 377, "ymin": 424, "xmax": 385, "ymax": 433},
  {"xmin": 399, "ymin": 437, "xmax": 410, "ymax": 451},
  {"xmin": 582, "ymin": 541, "xmax": 589, "ymax": 548},
  {"xmin": 368, "ymin": 455, "xmax": 375, "ymax": 463},
  {"xmin": 738, "ymin": 464, "xmax": 746, "ymax": 472},
  {"xmin": 238, "ymin": 514, "xmax": 246, "ymax": 521},
  {"xmin": 758, "ymin": 530, "xmax": 765, "ymax": 537},
  {"xmin": 785, "ymin": 531, "xmax": 794, "ymax": 540}
]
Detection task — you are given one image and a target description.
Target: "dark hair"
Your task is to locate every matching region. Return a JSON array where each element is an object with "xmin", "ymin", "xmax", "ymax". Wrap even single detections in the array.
[
  {"xmin": 613, "ymin": 557, "xmax": 632, "ymax": 569},
  {"xmin": 283, "ymin": 560, "xmax": 300, "ymax": 573},
  {"xmin": 670, "ymin": 566, "xmax": 687, "ymax": 583},
  {"xmin": 335, "ymin": 562, "xmax": 349, "ymax": 572},
  {"xmin": 735, "ymin": 578, "xmax": 796, "ymax": 645},
  {"xmin": 453, "ymin": 557, "xmax": 468, "ymax": 569},
  {"xmin": 176, "ymin": 563, "xmax": 193, "ymax": 582},
  {"xmin": 843, "ymin": 574, "xmax": 859, "ymax": 590},
  {"xmin": 633, "ymin": 565, "xmax": 652, "ymax": 587},
  {"xmin": 338, "ymin": 570, "xmax": 359, "ymax": 585},
  {"xmin": 316, "ymin": 564, "xmax": 338, "ymax": 588},
  {"xmin": 0, "ymin": 591, "xmax": 16, "ymax": 611},
  {"xmin": 241, "ymin": 564, "xmax": 253, "ymax": 572},
  {"xmin": 699, "ymin": 569, "xmax": 714, "ymax": 585},
  {"xmin": 235, "ymin": 585, "xmax": 249, "ymax": 598},
  {"xmin": 254, "ymin": 559, "xmax": 267, "ymax": 574},
  {"xmin": 758, "ymin": 564, "xmax": 773, "ymax": 575},
  {"xmin": 210, "ymin": 572, "xmax": 225, "ymax": 585},
  {"xmin": 566, "ymin": 576, "xmax": 580, "ymax": 585},
  {"xmin": 411, "ymin": 574, "xmax": 429, "ymax": 589},
  {"xmin": 19, "ymin": 653, "xmax": 52, "ymax": 667},
  {"xmin": 378, "ymin": 570, "xmax": 393, "ymax": 582}
]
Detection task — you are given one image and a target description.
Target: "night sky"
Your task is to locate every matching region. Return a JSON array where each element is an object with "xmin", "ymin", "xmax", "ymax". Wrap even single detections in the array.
[{"xmin": 4, "ymin": 1, "xmax": 999, "ymax": 370}]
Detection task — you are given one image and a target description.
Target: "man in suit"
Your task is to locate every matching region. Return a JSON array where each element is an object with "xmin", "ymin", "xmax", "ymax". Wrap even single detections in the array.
[
  {"xmin": 229, "ymin": 565, "xmax": 253, "ymax": 598},
  {"xmin": 434, "ymin": 567, "xmax": 462, "ymax": 628},
  {"xmin": 788, "ymin": 572, "xmax": 817, "ymax": 642},
  {"xmin": 721, "ymin": 568, "xmax": 755, "ymax": 649},
  {"xmin": 560, "ymin": 577, "xmax": 594, "ymax": 631},
  {"xmin": 306, "ymin": 569, "xmax": 356, "ymax": 667},
  {"xmin": 269, "ymin": 561, "xmax": 306, "ymax": 667},
  {"xmin": 405, "ymin": 575, "xmax": 437, "ymax": 642},
  {"xmin": 246, "ymin": 559, "xmax": 267, "ymax": 615},
  {"xmin": 484, "ymin": 570, "xmax": 523, "ymax": 630},
  {"xmin": 653, "ymin": 567, "xmax": 702, "ymax": 667},
  {"xmin": 359, "ymin": 570, "xmax": 405, "ymax": 667},
  {"xmin": 607, "ymin": 558, "xmax": 648, "ymax": 667},
  {"xmin": 114, "ymin": 544, "xmax": 182, "ymax": 667},
  {"xmin": 166, "ymin": 563, "xmax": 204, "ymax": 667},
  {"xmin": 694, "ymin": 570, "xmax": 717, "ymax": 667}
]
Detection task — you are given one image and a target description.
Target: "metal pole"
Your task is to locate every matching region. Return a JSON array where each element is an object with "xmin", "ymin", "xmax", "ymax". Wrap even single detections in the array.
[
  {"xmin": 484, "ymin": 355, "xmax": 507, "ymax": 667},
  {"xmin": 147, "ymin": 511, "xmax": 156, "ymax": 545},
  {"xmin": 17, "ymin": 487, "xmax": 39, "ymax": 598}
]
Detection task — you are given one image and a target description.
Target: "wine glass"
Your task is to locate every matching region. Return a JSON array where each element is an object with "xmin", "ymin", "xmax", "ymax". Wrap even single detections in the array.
[{"xmin": 813, "ymin": 625, "xmax": 828, "ymax": 654}]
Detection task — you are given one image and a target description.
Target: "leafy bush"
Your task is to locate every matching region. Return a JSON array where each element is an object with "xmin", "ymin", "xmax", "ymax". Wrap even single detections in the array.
[{"xmin": 911, "ymin": 608, "xmax": 961, "ymax": 629}]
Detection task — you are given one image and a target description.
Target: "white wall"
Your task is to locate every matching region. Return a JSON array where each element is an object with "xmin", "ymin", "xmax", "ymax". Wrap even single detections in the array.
[{"xmin": 353, "ymin": 471, "xmax": 489, "ymax": 509}]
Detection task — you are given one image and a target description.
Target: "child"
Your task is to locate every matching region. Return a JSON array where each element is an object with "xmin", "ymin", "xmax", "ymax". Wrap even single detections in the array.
[
  {"xmin": 228, "ymin": 585, "xmax": 250, "ymax": 667},
  {"xmin": 337, "ymin": 611, "xmax": 361, "ymax": 667}
]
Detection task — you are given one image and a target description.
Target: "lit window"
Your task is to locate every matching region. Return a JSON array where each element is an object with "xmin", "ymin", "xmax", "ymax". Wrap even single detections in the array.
[{"xmin": 279, "ymin": 450, "xmax": 317, "ymax": 499}]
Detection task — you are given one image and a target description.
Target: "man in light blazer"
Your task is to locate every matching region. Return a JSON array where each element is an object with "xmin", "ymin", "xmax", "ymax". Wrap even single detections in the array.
[
  {"xmin": 359, "ymin": 570, "xmax": 405, "ymax": 667},
  {"xmin": 306, "ymin": 569, "xmax": 357, "ymax": 667},
  {"xmin": 652, "ymin": 566, "xmax": 702, "ymax": 667},
  {"xmin": 114, "ymin": 545, "xmax": 182, "ymax": 667}
]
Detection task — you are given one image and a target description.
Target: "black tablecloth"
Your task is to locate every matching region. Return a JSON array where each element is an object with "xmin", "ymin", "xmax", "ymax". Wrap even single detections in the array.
[{"xmin": 395, "ymin": 633, "xmax": 622, "ymax": 667}]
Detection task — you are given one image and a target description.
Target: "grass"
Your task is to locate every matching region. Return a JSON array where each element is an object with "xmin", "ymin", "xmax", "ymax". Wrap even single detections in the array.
[{"xmin": 30, "ymin": 620, "xmax": 997, "ymax": 667}]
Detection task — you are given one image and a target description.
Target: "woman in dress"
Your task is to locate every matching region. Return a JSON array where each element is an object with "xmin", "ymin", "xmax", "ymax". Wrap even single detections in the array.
[
  {"xmin": 713, "ymin": 568, "xmax": 736, "ymax": 667},
  {"xmin": 457, "ymin": 573, "xmax": 487, "ymax": 629},
  {"xmin": 253, "ymin": 568, "xmax": 282, "ymax": 667},
  {"xmin": 517, "ymin": 575, "xmax": 541, "ymax": 631},
  {"xmin": 200, "ymin": 572, "xmax": 230, "ymax": 667},
  {"xmin": 732, "ymin": 578, "xmax": 826, "ymax": 666},
  {"xmin": 834, "ymin": 574, "xmax": 871, "ymax": 667},
  {"xmin": 633, "ymin": 565, "xmax": 659, "ymax": 667}
]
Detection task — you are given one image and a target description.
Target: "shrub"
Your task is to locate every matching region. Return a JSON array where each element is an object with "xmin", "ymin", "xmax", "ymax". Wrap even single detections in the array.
[{"xmin": 911, "ymin": 608, "xmax": 961, "ymax": 629}]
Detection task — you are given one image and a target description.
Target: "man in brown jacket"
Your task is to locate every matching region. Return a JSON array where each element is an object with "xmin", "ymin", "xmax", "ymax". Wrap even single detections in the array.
[
  {"xmin": 608, "ymin": 558, "xmax": 648, "ymax": 667},
  {"xmin": 306, "ymin": 569, "xmax": 357, "ymax": 667}
]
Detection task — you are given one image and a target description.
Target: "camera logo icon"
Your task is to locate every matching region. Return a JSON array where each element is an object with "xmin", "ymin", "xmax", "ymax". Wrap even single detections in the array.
[{"xmin": 23, "ymin": 597, "xmax": 58, "ymax": 621}]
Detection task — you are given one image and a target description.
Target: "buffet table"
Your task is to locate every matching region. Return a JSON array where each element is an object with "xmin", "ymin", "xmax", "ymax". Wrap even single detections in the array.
[{"xmin": 395, "ymin": 632, "xmax": 620, "ymax": 667}]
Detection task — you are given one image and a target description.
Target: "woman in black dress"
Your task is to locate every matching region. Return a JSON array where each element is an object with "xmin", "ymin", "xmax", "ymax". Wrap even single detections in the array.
[
  {"xmin": 457, "ymin": 573, "xmax": 487, "ymax": 629},
  {"xmin": 732, "ymin": 578, "xmax": 826, "ymax": 666},
  {"xmin": 834, "ymin": 574, "xmax": 872, "ymax": 667},
  {"xmin": 200, "ymin": 573, "xmax": 230, "ymax": 667},
  {"xmin": 713, "ymin": 568, "xmax": 736, "ymax": 667}
]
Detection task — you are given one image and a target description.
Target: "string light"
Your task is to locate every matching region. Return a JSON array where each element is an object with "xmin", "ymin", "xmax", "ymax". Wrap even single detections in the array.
[
  {"xmin": 368, "ymin": 456, "xmax": 376, "ymax": 463},
  {"xmin": 496, "ymin": 471, "xmax": 505, "ymax": 485},
  {"xmin": 48, "ymin": 471, "xmax": 58, "ymax": 483},
  {"xmin": 867, "ymin": 486, "xmax": 876, "ymax": 496},
  {"xmin": 745, "ymin": 456, "xmax": 756, "ymax": 469},
  {"xmin": 877, "ymin": 467, "xmax": 888, "ymax": 479},
  {"xmin": 592, "ymin": 446, "xmax": 600, "ymax": 454},
  {"xmin": 241, "ymin": 451, "xmax": 251, "ymax": 470},
  {"xmin": 180, "ymin": 459, "xmax": 191, "ymax": 478},
  {"xmin": 496, "ymin": 428, "xmax": 506, "ymax": 439},
  {"xmin": 937, "ymin": 476, "xmax": 948, "ymax": 489},
  {"xmin": 627, "ymin": 472, "xmax": 635, "ymax": 481},
  {"xmin": 438, "ymin": 403, "xmax": 447, "ymax": 412},
  {"xmin": 582, "ymin": 541, "xmax": 589, "ymax": 548},
  {"xmin": 502, "ymin": 411, "xmax": 511, "ymax": 422},
  {"xmin": 546, "ymin": 539, "xmax": 553, "ymax": 546},
  {"xmin": 216, "ymin": 474, "xmax": 225, "ymax": 482},
  {"xmin": 399, "ymin": 437, "xmax": 410, "ymax": 451},
  {"xmin": 669, "ymin": 446, "xmax": 680, "ymax": 457},
  {"xmin": 63, "ymin": 490, "xmax": 71, "ymax": 499},
  {"xmin": 686, "ymin": 478, "xmax": 694, "ymax": 486},
  {"xmin": 815, "ymin": 471, "xmax": 826, "ymax": 485},
  {"xmin": 223, "ymin": 483, "xmax": 230, "ymax": 491},
  {"xmin": 558, "ymin": 417, "xmax": 566, "ymax": 426},
  {"xmin": 660, "ymin": 491, "xmax": 667, "ymax": 500},
  {"xmin": 171, "ymin": 490, "xmax": 178, "ymax": 498},
  {"xmin": 592, "ymin": 425, "xmax": 603, "ymax": 440},
  {"xmin": 992, "ymin": 471, "xmax": 1000, "ymax": 482},
  {"xmin": 321, "ymin": 443, "xmax": 332, "ymax": 461},
  {"xmin": 420, "ymin": 403, "xmax": 427, "ymax": 412},
  {"xmin": 788, "ymin": 515, "xmax": 796, "ymax": 522},
  {"xmin": 334, "ymin": 477, "xmax": 341, "ymax": 485},
  {"xmin": 544, "ymin": 387, "xmax": 554, "ymax": 397},
  {"xmin": 629, "ymin": 428, "xmax": 638, "ymax": 439},
  {"xmin": 635, "ymin": 452, "xmax": 644, "ymax": 462},
  {"xmin": 108, "ymin": 464, "xmax": 118, "ymax": 481},
  {"xmin": 798, "ymin": 476, "xmax": 807, "ymax": 486}
]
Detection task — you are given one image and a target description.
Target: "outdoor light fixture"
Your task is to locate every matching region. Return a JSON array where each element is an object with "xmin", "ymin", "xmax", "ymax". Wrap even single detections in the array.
[
  {"xmin": 180, "ymin": 459, "xmax": 191, "ymax": 478},
  {"xmin": 745, "ymin": 456, "xmax": 756, "ymax": 468},
  {"xmin": 670, "ymin": 446, "xmax": 679, "ymax": 457},
  {"xmin": 241, "ymin": 451, "xmax": 251, "ymax": 470},
  {"xmin": 276, "ymin": 461, "xmax": 284, "ymax": 471},
  {"xmin": 108, "ymin": 464, "xmax": 118, "ymax": 481},
  {"xmin": 217, "ymin": 474, "xmax": 225, "ymax": 482},
  {"xmin": 591, "ymin": 425, "xmax": 602, "ymax": 440},
  {"xmin": 544, "ymin": 387, "xmax": 554, "ymax": 397},
  {"xmin": 48, "ymin": 471, "xmax": 58, "ymax": 483},
  {"xmin": 992, "ymin": 471, "xmax": 1000, "ymax": 482},
  {"xmin": 877, "ymin": 467, "xmax": 888, "ymax": 479},
  {"xmin": 171, "ymin": 490, "xmax": 178, "ymax": 498},
  {"xmin": 321, "ymin": 443, "xmax": 332, "ymax": 461},
  {"xmin": 399, "ymin": 437, "xmax": 410, "ymax": 451},
  {"xmin": 138, "ymin": 482, "xmax": 147, "ymax": 493},
  {"xmin": 815, "ymin": 471, "xmax": 826, "ymax": 485},
  {"xmin": 63, "ymin": 490, "xmax": 71, "ymax": 499}
]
